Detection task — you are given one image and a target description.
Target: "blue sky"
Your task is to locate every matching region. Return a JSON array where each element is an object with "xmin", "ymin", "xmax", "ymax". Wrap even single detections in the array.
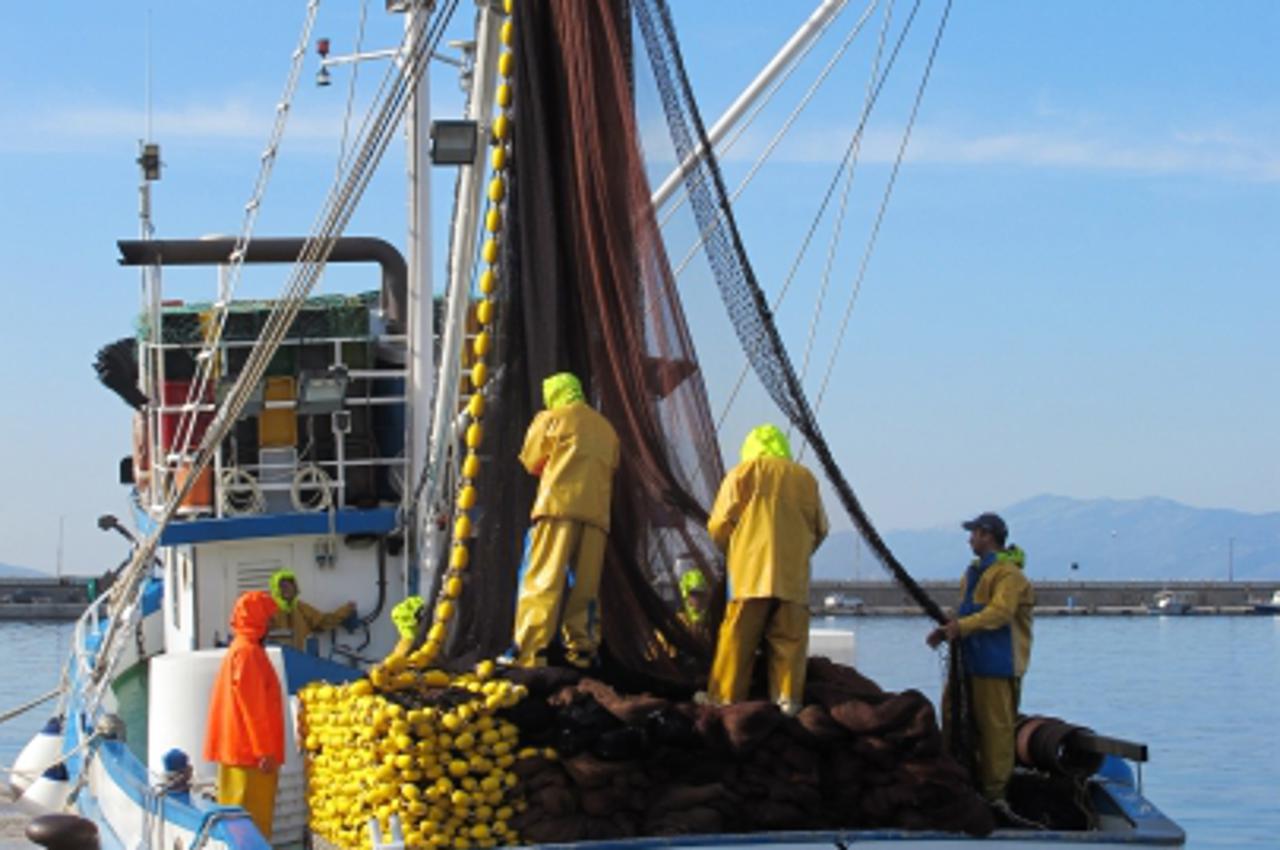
[{"xmin": 0, "ymin": 1, "xmax": 1276, "ymax": 574}]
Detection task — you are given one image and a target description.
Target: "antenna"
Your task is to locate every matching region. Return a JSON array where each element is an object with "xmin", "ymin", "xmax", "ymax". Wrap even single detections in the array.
[
  {"xmin": 145, "ymin": 8, "xmax": 154, "ymax": 142},
  {"xmin": 56, "ymin": 515, "xmax": 65, "ymax": 579}
]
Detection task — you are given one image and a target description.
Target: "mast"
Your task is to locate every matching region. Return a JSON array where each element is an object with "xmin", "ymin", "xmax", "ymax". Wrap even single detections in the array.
[{"xmin": 404, "ymin": 0, "xmax": 435, "ymax": 596}]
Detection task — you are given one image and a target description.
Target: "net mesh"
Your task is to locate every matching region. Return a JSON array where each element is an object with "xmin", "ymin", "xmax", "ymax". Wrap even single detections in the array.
[
  {"xmin": 450, "ymin": 0, "xmax": 948, "ymax": 691},
  {"xmin": 449, "ymin": 0, "xmax": 726, "ymax": 689}
]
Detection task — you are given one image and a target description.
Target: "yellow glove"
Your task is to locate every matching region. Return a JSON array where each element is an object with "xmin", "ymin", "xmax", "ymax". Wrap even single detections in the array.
[{"xmin": 391, "ymin": 596, "xmax": 426, "ymax": 640}]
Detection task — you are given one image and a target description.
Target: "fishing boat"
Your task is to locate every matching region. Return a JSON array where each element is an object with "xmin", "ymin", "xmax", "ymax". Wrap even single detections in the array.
[
  {"xmin": 1250, "ymin": 590, "xmax": 1280, "ymax": 615},
  {"xmin": 10, "ymin": 1, "xmax": 1185, "ymax": 847},
  {"xmin": 1146, "ymin": 591, "xmax": 1194, "ymax": 616}
]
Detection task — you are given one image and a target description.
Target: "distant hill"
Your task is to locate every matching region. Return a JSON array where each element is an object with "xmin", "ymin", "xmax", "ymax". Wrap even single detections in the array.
[
  {"xmin": 813, "ymin": 495, "xmax": 1280, "ymax": 582},
  {"xmin": 0, "ymin": 562, "xmax": 49, "ymax": 578}
]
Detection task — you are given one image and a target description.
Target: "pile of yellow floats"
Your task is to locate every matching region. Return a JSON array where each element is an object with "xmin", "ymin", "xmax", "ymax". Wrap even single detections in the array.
[
  {"xmin": 301, "ymin": 3, "xmax": 531, "ymax": 847},
  {"xmin": 300, "ymin": 659, "xmax": 553, "ymax": 849}
]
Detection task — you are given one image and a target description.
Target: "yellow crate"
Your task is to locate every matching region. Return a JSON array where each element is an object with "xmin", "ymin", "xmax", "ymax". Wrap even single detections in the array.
[{"xmin": 258, "ymin": 376, "xmax": 298, "ymax": 448}]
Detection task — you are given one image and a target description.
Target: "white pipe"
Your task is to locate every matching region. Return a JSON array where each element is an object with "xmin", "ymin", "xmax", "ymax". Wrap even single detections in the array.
[
  {"xmin": 650, "ymin": 0, "xmax": 850, "ymax": 210},
  {"xmin": 405, "ymin": 0, "xmax": 435, "ymax": 599}
]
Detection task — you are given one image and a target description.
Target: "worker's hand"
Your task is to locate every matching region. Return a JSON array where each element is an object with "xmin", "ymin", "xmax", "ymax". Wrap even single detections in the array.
[
  {"xmin": 926, "ymin": 619, "xmax": 960, "ymax": 648},
  {"xmin": 257, "ymin": 755, "xmax": 278, "ymax": 773}
]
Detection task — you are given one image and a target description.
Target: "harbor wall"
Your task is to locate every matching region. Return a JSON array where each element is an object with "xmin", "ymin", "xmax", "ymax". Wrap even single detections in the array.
[
  {"xmin": 0, "ymin": 577, "xmax": 94, "ymax": 620},
  {"xmin": 811, "ymin": 579, "xmax": 1280, "ymax": 614}
]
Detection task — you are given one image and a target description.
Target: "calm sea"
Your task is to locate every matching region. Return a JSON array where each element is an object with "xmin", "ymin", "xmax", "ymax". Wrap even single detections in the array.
[{"xmin": 2, "ymin": 617, "xmax": 1277, "ymax": 847}]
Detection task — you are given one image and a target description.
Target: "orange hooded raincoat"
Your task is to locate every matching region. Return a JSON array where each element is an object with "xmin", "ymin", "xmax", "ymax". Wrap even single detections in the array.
[{"xmin": 204, "ymin": 591, "xmax": 286, "ymax": 768}]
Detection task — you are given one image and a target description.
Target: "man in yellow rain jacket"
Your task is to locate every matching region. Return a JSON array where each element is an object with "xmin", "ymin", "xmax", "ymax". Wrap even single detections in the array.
[
  {"xmin": 267, "ymin": 569, "xmax": 355, "ymax": 652},
  {"xmin": 927, "ymin": 512, "xmax": 1034, "ymax": 805},
  {"xmin": 508, "ymin": 372, "xmax": 620, "ymax": 669},
  {"xmin": 706, "ymin": 424, "xmax": 828, "ymax": 715}
]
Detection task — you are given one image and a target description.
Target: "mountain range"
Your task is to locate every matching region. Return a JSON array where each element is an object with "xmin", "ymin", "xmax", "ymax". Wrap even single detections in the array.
[
  {"xmin": 813, "ymin": 494, "xmax": 1280, "ymax": 582},
  {"xmin": 0, "ymin": 562, "xmax": 50, "ymax": 578}
]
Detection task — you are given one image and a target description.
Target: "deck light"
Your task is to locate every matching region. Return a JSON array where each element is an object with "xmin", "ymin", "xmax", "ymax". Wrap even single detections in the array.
[
  {"xmin": 298, "ymin": 366, "xmax": 349, "ymax": 414},
  {"xmin": 430, "ymin": 120, "xmax": 479, "ymax": 166}
]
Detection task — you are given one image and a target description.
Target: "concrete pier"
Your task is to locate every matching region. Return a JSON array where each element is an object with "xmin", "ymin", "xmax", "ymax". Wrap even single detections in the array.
[{"xmin": 811, "ymin": 580, "xmax": 1280, "ymax": 616}]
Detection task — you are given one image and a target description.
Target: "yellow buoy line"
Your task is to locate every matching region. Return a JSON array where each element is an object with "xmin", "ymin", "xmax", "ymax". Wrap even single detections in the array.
[{"xmin": 301, "ymin": 3, "xmax": 536, "ymax": 848}]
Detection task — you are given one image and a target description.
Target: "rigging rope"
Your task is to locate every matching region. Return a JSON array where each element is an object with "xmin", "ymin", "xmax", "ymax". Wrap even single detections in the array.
[
  {"xmin": 669, "ymin": 0, "xmax": 881, "ymax": 282},
  {"xmin": 634, "ymin": 0, "xmax": 947, "ymax": 622},
  {"xmin": 656, "ymin": 0, "xmax": 867, "ymax": 230},
  {"xmin": 166, "ymin": 0, "xmax": 322, "ymax": 465},
  {"xmin": 797, "ymin": 0, "xmax": 894, "ymax": 391},
  {"xmin": 89, "ymin": 0, "xmax": 462, "ymax": 705},
  {"xmin": 336, "ymin": 0, "xmax": 372, "ymax": 183},
  {"xmin": 714, "ymin": 0, "xmax": 924, "ymax": 432},
  {"xmin": 810, "ymin": 0, "xmax": 954, "ymax": 423}
]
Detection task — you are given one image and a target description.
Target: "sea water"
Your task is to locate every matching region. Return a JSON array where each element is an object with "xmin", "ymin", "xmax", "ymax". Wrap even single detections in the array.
[{"xmin": 2, "ymin": 616, "xmax": 1277, "ymax": 847}]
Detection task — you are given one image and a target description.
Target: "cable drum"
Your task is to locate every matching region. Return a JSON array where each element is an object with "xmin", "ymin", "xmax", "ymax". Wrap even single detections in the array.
[{"xmin": 1015, "ymin": 715, "xmax": 1105, "ymax": 778}]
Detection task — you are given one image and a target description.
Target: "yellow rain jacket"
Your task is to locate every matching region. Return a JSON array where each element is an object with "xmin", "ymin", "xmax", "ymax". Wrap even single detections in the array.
[
  {"xmin": 519, "ymin": 374, "xmax": 620, "ymax": 532},
  {"xmin": 267, "ymin": 569, "xmax": 354, "ymax": 652},
  {"xmin": 708, "ymin": 425, "xmax": 828, "ymax": 604},
  {"xmin": 956, "ymin": 546, "xmax": 1034, "ymax": 678}
]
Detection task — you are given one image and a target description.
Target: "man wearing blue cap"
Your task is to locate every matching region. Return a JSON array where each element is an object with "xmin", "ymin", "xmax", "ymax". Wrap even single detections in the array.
[{"xmin": 927, "ymin": 512, "xmax": 1034, "ymax": 810}]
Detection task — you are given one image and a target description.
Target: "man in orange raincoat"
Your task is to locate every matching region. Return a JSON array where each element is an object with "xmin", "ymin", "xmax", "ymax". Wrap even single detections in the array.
[{"xmin": 205, "ymin": 590, "xmax": 286, "ymax": 838}]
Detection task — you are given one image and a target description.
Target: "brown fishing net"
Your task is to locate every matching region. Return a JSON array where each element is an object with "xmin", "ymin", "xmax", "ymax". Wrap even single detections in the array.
[{"xmin": 448, "ymin": 0, "xmax": 727, "ymax": 687}]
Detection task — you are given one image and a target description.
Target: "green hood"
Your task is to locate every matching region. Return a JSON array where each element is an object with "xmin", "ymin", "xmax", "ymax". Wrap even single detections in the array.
[
  {"xmin": 269, "ymin": 569, "xmax": 297, "ymax": 614},
  {"xmin": 740, "ymin": 424, "xmax": 791, "ymax": 462},
  {"xmin": 543, "ymin": 372, "xmax": 584, "ymax": 409}
]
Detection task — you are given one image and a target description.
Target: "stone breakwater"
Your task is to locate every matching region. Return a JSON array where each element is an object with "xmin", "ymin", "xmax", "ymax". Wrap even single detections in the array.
[{"xmin": 810, "ymin": 580, "xmax": 1280, "ymax": 615}]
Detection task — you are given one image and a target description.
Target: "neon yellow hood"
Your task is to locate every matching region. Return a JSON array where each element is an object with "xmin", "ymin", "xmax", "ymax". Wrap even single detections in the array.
[
  {"xmin": 1000, "ymin": 545, "xmax": 1026, "ymax": 569},
  {"xmin": 679, "ymin": 568, "xmax": 708, "ymax": 597},
  {"xmin": 679, "ymin": 568, "xmax": 709, "ymax": 624},
  {"xmin": 269, "ymin": 569, "xmax": 297, "ymax": 614},
  {"xmin": 543, "ymin": 372, "xmax": 584, "ymax": 409},
  {"xmin": 740, "ymin": 424, "xmax": 791, "ymax": 462}
]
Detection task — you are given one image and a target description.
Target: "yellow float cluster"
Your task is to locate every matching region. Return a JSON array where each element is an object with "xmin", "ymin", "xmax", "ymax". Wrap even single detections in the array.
[
  {"xmin": 400, "ymin": 0, "xmax": 517, "ymax": 672},
  {"xmin": 300, "ymin": 660, "xmax": 543, "ymax": 849}
]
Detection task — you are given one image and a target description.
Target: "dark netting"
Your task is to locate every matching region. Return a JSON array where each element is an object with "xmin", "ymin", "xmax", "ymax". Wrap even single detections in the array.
[
  {"xmin": 449, "ymin": 0, "xmax": 727, "ymax": 689},
  {"xmin": 631, "ymin": 0, "xmax": 947, "ymax": 626}
]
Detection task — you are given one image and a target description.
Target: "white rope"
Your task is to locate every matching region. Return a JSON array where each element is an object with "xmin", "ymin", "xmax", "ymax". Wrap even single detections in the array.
[
  {"xmin": 218, "ymin": 467, "xmax": 266, "ymax": 516},
  {"xmin": 0, "ymin": 688, "xmax": 60, "ymax": 726},
  {"xmin": 90, "ymin": 1, "xmax": 459, "ymax": 709},
  {"xmin": 168, "ymin": 0, "xmax": 323, "ymax": 464},
  {"xmin": 291, "ymin": 463, "xmax": 335, "ymax": 512}
]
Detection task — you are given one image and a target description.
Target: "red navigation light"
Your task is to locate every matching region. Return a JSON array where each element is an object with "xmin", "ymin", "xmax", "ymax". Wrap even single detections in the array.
[{"xmin": 317, "ymin": 38, "xmax": 331, "ymax": 58}]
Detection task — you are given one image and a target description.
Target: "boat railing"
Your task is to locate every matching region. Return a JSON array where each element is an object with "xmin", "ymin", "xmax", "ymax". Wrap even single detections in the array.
[{"xmin": 136, "ymin": 329, "xmax": 410, "ymax": 523}]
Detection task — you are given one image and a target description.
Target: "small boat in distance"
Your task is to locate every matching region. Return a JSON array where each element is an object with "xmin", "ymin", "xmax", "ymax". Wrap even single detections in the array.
[
  {"xmin": 1251, "ymin": 589, "xmax": 1280, "ymax": 614},
  {"xmin": 1148, "ymin": 589, "xmax": 1195, "ymax": 615}
]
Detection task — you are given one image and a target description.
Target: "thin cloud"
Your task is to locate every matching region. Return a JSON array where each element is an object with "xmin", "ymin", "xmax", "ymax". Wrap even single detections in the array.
[
  {"xmin": 726, "ymin": 123, "xmax": 1280, "ymax": 183},
  {"xmin": 0, "ymin": 99, "xmax": 367, "ymax": 154}
]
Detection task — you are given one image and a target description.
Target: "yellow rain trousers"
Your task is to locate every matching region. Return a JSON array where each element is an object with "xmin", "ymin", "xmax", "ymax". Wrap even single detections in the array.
[
  {"xmin": 943, "ymin": 677, "xmax": 1022, "ymax": 801},
  {"xmin": 512, "ymin": 518, "xmax": 606, "ymax": 667},
  {"xmin": 217, "ymin": 764, "xmax": 278, "ymax": 839},
  {"xmin": 708, "ymin": 598, "xmax": 809, "ymax": 708}
]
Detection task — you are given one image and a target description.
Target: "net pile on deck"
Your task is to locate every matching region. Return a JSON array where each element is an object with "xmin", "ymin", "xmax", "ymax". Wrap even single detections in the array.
[{"xmin": 503, "ymin": 657, "xmax": 995, "ymax": 840}]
